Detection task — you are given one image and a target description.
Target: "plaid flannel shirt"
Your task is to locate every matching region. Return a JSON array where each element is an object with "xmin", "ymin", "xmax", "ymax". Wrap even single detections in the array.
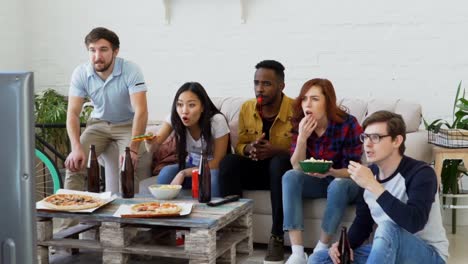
[{"xmin": 290, "ymin": 113, "xmax": 363, "ymax": 169}]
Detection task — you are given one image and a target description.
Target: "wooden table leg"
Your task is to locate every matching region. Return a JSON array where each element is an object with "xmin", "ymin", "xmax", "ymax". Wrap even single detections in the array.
[
  {"xmin": 453, "ymin": 197, "xmax": 457, "ymax": 234},
  {"xmin": 218, "ymin": 244, "xmax": 236, "ymax": 264},
  {"xmin": 36, "ymin": 217, "xmax": 52, "ymax": 264},
  {"xmin": 234, "ymin": 211, "xmax": 253, "ymax": 256},
  {"xmin": 100, "ymin": 222, "xmax": 137, "ymax": 264},
  {"xmin": 434, "ymin": 150, "xmax": 443, "ymax": 188},
  {"xmin": 186, "ymin": 228, "xmax": 216, "ymax": 264}
]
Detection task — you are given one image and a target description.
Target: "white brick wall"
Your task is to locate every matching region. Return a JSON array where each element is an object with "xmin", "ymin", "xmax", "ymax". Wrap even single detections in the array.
[
  {"xmin": 2, "ymin": 0, "xmax": 468, "ymax": 123},
  {"xmin": 0, "ymin": 0, "xmax": 27, "ymax": 70}
]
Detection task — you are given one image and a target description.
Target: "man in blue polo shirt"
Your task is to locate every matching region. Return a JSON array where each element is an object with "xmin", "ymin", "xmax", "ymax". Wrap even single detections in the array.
[{"xmin": 64, "ymin": 27, "xmax": 148, "ymax": 193}]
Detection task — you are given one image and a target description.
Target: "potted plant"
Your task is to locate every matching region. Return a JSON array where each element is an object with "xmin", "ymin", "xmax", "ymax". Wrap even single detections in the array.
[
  {"xmin": 425, "ymin": 81, "xmax": 468, "ymax": 131},
  {"xmin": 35, "ymin": 89, "xmax": 92, "ymax": 163},
  {"xmin": 424, "ymin": 81, "xmax": 468, "ymax": 148}
]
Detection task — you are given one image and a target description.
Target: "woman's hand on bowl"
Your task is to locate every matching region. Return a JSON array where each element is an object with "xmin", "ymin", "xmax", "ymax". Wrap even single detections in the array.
[
  {"xmin": 171, "ymin": 171, "xmax": 186, "ymax": 185},
  {"xmin": 306, "ymin": 170, "xmax": 329, "ymax": 178}
]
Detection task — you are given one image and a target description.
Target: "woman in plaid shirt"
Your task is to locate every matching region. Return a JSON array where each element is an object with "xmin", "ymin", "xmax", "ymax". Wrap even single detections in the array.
[{"xmin": 282, "ymin": 78, "xmax": 363, "ymax": 264}]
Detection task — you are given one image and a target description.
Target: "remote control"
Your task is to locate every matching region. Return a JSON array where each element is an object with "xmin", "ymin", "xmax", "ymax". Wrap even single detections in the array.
[{"xmin": 207, "ymin": 195, "xmax": 240, "ymax": 207}]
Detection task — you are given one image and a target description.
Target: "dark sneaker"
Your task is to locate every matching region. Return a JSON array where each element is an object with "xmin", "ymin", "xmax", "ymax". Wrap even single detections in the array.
[{"xmin": 264, "ymin": 235, "xmax": 284, "ymax": 264}]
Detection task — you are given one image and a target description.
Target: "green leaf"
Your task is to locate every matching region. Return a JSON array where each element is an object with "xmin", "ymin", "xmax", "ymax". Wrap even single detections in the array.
[
  {"xmin": 453, "ymin": 81, "xmax": 462, "ymax": 119},
  {"xmin": 427, "ymin": 119, "xmax": 444, "ymax": 130},
  {"xmin": 423, "ymin": 117, "xmax": 429, "ymax": 129}
]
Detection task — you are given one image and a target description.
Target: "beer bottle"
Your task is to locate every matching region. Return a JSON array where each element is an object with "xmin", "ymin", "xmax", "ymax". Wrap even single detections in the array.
[
  {"xmin": 338, "ymin": 226, "xmax": 352, "ymax": 264},
  {"xmin": 87, "ymin": 144, "xmax": 100, "ymax": 193},
  {"xmin": 198, "ymin": 152, "xmax": 211, "ymax": 203},
  {"xmin": 121, "ymin": 147, "xmax": 134, "ymax": 198}
]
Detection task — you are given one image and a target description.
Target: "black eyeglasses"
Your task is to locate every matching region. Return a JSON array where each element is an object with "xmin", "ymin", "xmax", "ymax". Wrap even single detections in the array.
[{"xmin": 359, "ymin": 133, "xmax": 391, "ymax": 144}]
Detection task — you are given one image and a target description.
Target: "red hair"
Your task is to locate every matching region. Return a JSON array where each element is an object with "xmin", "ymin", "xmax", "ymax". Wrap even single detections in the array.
[{"xmin": 292, "ymin": 78, "xmax": 347, "ymax": 131}]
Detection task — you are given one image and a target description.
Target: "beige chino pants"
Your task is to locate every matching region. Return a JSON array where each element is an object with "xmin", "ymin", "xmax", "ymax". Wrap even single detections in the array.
[{"xmin": 64, "ymin": 118, "xmax": 146, "ymax": 193}]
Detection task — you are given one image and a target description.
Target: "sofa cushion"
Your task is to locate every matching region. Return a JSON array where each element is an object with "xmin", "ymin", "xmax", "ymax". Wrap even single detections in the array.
[
  {"xmin": 366, "ymin": 98, "xmax": 421, "ymax": 133},
  {"xmin": 146, "ymin": 125, "xmax": 178, "ymax": 176},
  {"xmin": 211, "ymin": 97, "xmax": 248, "ymax": 123},
  {"xmin": 151, "ymin": 133, "xmax": 177, "ymax": 175},
  {"xmin": 338, "ymin": 98, "xmax": 368, "ymax": 124},
  {"xmin": 394, "ymin": 100, "xmax": 422, "ymax": 133},
  {"xmin": 366, "ymin": 98, "xmax": 397, "ymax": 116}
]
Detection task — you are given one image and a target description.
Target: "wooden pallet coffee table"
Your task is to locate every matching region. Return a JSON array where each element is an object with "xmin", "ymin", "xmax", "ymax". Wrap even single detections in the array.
[{"xmin": 37, "ymin": 196, "xmax": 253, "ymax": 264}]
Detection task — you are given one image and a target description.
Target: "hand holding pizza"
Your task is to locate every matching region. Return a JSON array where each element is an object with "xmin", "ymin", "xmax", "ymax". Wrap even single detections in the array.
[{"xmin": 131, "ymin": 132, "xmax": 155, "ymax": 142}]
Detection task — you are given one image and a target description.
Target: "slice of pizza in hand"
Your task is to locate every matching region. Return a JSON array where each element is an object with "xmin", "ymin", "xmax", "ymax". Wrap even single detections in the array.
[
  {"xmin": 131, "ymin": 132, "xmax": 155, "ymax": 142},
  {"xmin": 125, "ymin": 202, "xmax": 182, "ymax": 217},
  {"xmin": 41, "ymin": 194, "xmax": 104, "ymax": 211}
]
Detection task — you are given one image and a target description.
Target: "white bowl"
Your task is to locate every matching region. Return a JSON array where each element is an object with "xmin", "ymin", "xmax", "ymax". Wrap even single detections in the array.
[{"xmin": 148, "ymin": 184, "xmax": 182, "ymax": 200}]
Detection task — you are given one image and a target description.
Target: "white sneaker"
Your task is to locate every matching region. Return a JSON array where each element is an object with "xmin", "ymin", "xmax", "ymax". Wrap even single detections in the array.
[{"xmin": 285, "ymin": 252, "xmax": 308, "ymax": 264}]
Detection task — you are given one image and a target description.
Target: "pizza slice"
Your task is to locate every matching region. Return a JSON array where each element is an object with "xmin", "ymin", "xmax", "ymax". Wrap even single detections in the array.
[{"xmin": 131, "ymin": 133, "xmax": 155, "ymax": 142}]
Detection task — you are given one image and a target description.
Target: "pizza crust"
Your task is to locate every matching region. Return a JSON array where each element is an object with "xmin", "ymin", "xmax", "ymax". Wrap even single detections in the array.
[{"xmin": 41, "ymin": 194, "xmax": 103, "ymax": 211}]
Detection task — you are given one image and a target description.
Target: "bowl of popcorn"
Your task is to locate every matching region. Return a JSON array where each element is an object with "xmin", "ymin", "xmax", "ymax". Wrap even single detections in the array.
[
  {"xmin": 148, "ymin": 184, "xmax": 182, "ymax": 200},
  {"xmin": 299, "ymin": 157, "xmax": 333, "ymax": 174}
]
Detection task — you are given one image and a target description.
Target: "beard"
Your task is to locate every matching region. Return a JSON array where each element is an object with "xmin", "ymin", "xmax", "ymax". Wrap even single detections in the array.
[
  {"xmin": 93, "ymin": 57, "xmax": 114, "ymax": 73},
  {"xmin": 262, "ymin": 92, "xmax": 281, "ymax": 106}
]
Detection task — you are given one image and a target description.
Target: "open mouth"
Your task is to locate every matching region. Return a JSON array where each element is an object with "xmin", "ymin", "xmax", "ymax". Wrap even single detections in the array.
[
  {"xmin": 182, "ymin": 117, "xmax": 189, "ymax": 122},
  {"xmin": 305, "ymin": 110, "xmax": 313, "ymax": 116}
]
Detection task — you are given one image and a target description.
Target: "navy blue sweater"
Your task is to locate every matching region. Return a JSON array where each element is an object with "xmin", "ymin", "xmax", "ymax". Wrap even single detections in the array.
[{"xmin": 348, "ymin": 156, "xmax": 449, "ymax": 261}]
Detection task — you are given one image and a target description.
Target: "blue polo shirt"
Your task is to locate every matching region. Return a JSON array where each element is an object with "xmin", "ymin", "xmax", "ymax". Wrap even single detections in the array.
[{"xmin": 69, "ymin": 57, "xmax": 147, "ymax": 123}]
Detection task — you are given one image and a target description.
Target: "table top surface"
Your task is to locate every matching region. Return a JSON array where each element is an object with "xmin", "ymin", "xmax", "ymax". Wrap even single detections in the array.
[
  {"xmin": 37, "ymin": 195, "xmax": 253, "ymax": 229},
  {"xmin": 432, "ymin": 145, "xmax": 468, "ymax": 152}
]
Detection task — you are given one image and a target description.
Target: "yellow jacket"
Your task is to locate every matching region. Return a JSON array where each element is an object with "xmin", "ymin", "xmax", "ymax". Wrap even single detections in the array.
[{"xmin": 235, "ymin": 95, "xmax": 294, "ymax": 155}]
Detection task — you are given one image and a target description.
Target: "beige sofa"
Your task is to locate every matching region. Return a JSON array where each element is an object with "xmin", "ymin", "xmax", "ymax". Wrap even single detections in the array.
[{"xmin": 102, "ymin": 96, "xmax": 432, "ymax": 248}]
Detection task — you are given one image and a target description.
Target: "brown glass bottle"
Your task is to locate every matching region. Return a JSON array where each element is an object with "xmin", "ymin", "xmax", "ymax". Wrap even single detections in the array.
[
  {"xmin": 338, "ymin": 226, "xmax": 352, "ymax": 264},
  {"xmin": 87, "ymin": 144, "xmax": 100, "ymax": 193},
  {"xmin": 198, "ymin": 152, "xmax": 211, "ymax": 203},
  {"xmin": 121, "ymin": 147, "xmax": 134, "ymax": 198}
]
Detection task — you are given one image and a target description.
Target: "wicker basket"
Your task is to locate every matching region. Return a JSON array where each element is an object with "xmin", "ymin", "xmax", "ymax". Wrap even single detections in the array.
[{"xmin": 428, "ymin": 128, "xmax": 468, "ymax": 148}]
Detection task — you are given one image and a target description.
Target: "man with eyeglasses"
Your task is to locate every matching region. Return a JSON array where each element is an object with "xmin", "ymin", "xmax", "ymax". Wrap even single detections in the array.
[{"xmin": 309, "ymin": 110, "xmax": 448, "ymax": 264}]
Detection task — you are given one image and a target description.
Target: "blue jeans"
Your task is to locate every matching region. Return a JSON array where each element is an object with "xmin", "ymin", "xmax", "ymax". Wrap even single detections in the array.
[
  {"xmin": 309, "ymin": 244, "xmax": 372, "ymax": 264},
  {"xmin": 282, "ymin": 169, "xmax": 359, "ymax": 235},
  {"xmin": 156, "ymin": 163, "xmax": 221, "ymax": 197},
  {"xmin": 309, "ymin": 221, "xmax": 446, "ymax": 264}
]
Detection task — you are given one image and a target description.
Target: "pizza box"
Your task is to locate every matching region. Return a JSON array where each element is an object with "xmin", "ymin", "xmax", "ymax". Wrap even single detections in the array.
[
  {"xmin": 113, "ymin": 202, "xmax": 193, "ymax": 218},
  {"xmin": 36, "ymin": 189, "xmax": 117, "ymax": 213}
]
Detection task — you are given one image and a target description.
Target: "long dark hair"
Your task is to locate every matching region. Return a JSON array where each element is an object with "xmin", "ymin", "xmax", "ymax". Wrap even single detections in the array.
[
  {"xmin": 170, "ymin": 82, "xmax": 226, "ymax": 169},
  {"xmin": 292, "ymin": 78, "xmax": 347, "ymax": 132}
]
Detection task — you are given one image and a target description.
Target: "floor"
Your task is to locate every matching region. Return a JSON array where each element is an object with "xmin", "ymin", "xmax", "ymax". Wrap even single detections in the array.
[{"xmin": 48, "ymin": 225, "xmax": 468, "ymax": 264}]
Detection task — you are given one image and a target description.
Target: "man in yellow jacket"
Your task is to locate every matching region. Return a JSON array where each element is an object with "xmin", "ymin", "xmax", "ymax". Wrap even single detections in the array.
[{"xmin": 219, "ymin": 60, "xmax": 293, "ymax": 264}]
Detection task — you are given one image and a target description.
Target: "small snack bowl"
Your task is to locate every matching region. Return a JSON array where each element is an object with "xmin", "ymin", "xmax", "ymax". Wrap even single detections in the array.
[
  {"xmin": 148, "ymin": 184, "xmax": 182, "ymax": 200},
  {"xmin": 299, "ymin": 159, "xmax": 333, "ymax": 174}
]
